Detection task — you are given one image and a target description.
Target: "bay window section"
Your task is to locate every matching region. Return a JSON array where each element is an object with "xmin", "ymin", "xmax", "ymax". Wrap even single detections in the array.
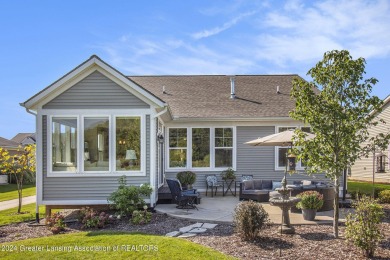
[
  {"xmin": 169, "ymin": 128, "xmax": 187, "ymax": 168},
  {"xmin": 192, "ymin": 128, "xmax": 210, "ymax": 167},
  {"xmin": 52, "ymin": 117, "xmax": 77, "ymax": 172},
  {"xmin": 84, "ymin": 117, "xmax": 109, "ymax": 171},
  {"xmin": 116, "ymin": 117, "xmax": 141, "ymax": 171},
  {"xmin": 215, "ymin": 128, "xmax": 233, "ymax": 167}
]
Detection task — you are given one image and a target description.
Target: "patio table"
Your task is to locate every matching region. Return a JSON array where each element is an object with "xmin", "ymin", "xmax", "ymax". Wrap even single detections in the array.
[{"xmin": 223, "ymin": 179, "xmax": 236, "ymax": 196}]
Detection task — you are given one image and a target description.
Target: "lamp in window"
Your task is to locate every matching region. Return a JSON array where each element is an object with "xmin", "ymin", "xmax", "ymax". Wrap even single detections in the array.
[
  {"xmin": 375, "ymin": 152, "xmax": 387, "ymax": 173},
  {"xmin": 126, "ymin": 150, "xmax": 137, "ymax": 168},
  {"xmin": 287, "ymin": 153, "xmax": 296, "ymax": 173}
]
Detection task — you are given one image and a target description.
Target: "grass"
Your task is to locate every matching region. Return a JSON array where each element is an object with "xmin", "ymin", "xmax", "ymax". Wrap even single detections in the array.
[
  {"xmin": 348, "ymin": 180, "xmax": 390, "ymax": 195},
  {"xmin": 0, "ymin": 184, "xmax": 36, "ymax": 202},
  {"xmin": 0, "ymin": 203, "xmax": 45, "ymax": 226},
  {"xmin": 0, "ymin": 231, "xmax": 234, "ymax": 259}
]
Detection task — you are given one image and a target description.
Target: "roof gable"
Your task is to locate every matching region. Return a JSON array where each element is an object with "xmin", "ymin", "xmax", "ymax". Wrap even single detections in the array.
[
  {"xmin": 22, "ymin": 55, "xmax": 166, "ymax": 110},
  {"xmin": 0, "ymin": 137, "xmax": 19, "ymax": 148}
]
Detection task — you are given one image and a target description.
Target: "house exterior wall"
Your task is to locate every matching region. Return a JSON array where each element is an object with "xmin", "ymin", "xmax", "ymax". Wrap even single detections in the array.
[
  {"xmin": 43, "ymin": 71, "xmax": 150, "ymax": 109},
  {"xmin": 164, "ymin": 125, "xmax": 329, "ymax": 191},
  {"xmin": 351, "ymin": 101, "xmax": 390, "ymax": 183}
]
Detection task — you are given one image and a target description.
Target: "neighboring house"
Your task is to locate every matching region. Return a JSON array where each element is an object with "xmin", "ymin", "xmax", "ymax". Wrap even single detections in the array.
[
  {"xmin": 11, "ymin": 133, "xmax": 36, "ymax": 146},
  {"xmin": 0, "ymin": 136, "xmax": 20, "ymax": 156},
  {"xmin": 21, "ymin": 55, "xmax": 324, "ymax": 208},
  {"xmin": 351, "ymin": 95, "xmax": 390, "ymax": 184}
]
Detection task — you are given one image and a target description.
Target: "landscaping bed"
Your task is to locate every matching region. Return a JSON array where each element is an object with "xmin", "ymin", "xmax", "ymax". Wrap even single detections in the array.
[{"xmin": 0, "ymin": 205, "xmax": 389, "ymax": 259}]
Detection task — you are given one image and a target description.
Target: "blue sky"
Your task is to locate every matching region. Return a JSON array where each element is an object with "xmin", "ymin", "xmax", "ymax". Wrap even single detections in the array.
[{"xmin": 0, "ymin": 0, "xmax": 389, "ymax": 139}]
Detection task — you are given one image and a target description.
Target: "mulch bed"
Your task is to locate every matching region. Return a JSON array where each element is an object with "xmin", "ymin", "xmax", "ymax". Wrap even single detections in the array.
[{"xmin": 0, "ymin": 205, "xmax": 389, "ymax": 259}]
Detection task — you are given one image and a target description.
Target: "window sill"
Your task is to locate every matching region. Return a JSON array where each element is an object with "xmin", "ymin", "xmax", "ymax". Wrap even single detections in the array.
[
  {"xmin": 165, "ymin": 167, "xmax": 234, "ymax": 172},
  {"xmin": 46, "ymin": 172, "xmax": 147, "ymax": 177}
]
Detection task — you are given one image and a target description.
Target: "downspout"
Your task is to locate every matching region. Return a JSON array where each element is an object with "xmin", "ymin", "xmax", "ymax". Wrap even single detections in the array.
[{"xmin": 23, "ymin": 106, "xmax": 40, "ymax": 223}]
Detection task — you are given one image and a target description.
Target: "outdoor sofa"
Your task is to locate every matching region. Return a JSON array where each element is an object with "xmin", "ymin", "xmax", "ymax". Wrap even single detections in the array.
[{"xmin": 239, "ymin": 179, "xmax": 282, "ymax": 202}]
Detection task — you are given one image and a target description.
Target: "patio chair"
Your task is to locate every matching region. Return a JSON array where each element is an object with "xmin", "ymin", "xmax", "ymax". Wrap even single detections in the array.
[
  {"xmin": 166, "ymin": 179, "xmax": 199, "ymax": 210},
  {"xmin": 206, "ymin": 175, "xmax": 222, "ymax": 197}
]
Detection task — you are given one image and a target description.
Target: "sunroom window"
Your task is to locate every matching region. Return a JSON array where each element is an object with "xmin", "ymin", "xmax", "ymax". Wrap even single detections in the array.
[
  {"xmin": 52, "ymin": 117, "xmax": 77, "ymax": 172},
  {"xmin": 192, "ymin": 128, "xmax": 210, "ymax": 167},
  {"xmin": 84, "ymin": 117, "xmax": 109, "ymax": 171},
  {"xmin": 169, "ymin": 128, "xmax": 187, "ymax": 168},
  {"xmin": 116, "ymin": 117, "xmax": 141, "ymax": 171}
]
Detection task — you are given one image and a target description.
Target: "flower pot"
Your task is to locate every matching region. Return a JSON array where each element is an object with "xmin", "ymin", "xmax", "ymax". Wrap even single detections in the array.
[
  {"xmin": 302, "ymin": 208, "xmax": 317, "ymax": 221},
  {"xmin": 0, "ymin": 175, "xmax": 8, "ymax": 185}
]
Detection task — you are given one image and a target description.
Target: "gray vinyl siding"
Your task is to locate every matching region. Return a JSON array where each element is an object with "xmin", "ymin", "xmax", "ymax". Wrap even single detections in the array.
[
  {"xmin": 351, "ymin": 101, "xmax": 390, "ymax": 183},
  {"xmin": 43, "ymin": 71, "xmax": 150, "ymax": 109},
  {"xmin": 165, "ymin": 126, "xmax": 331, "ymax": 191},
  {"xmin": 42, "ymin": 115, "xmax": 151, "ymax": 201}
]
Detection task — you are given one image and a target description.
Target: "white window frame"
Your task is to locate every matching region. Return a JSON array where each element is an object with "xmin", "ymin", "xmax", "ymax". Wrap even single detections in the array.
[
  {"xmin": 167, "ymin": 127, "xmax": 188, "ymax": 169},
  {"xmin": 274, "ymin": 126, "xmax": 309, "ymax": 171},
  {"xmin": 166, "ymin": 126, "xmax": 236, "ymax": 172},
  {"xmin": 46, "ymin": 110, "xmax": 148, "ymax": 177},
  {"xmin": 214, "ymin": 127, "xmax": 234, "ymax": 169}
]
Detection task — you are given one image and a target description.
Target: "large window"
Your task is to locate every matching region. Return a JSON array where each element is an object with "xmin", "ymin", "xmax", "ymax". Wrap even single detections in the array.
[
  {"xmin": 52, "ymin": 117, "xmax": 77, "ymax": 172},
  {"xmin": 169, "ymin": 128, "xmax": 187, "ymax": 168},
  {"xmin": 192, "ymin": 128, "xmax": 210, "ymax": 167},
  {"xmin": 276, "ymin": 126, "xmax": 311, "ymax": 170},
  {"xmin": 116, "ymin": 117, "xmax": 141, "ymax": 171},
  {"xmin": 84, "ymin": 117, "xmax": 109, "ymax": 171},
  {"xmin": 168, "ymin": 127, "xmax": 234, "ymax": 170},
  {"xmin": 215, "ymin": 128, "xmax": 233, "ymax": 167}
]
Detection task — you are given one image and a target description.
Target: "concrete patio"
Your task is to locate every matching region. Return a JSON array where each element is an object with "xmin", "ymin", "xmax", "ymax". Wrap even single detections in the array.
[{"xmin": 155, "ymin": 196, "xmax": 354, "ymax": 225}]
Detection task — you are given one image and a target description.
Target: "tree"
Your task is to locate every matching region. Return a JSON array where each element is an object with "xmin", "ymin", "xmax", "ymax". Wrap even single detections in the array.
[
  {"xmin": 0, "ymin": 145, "xmax": 36, "ymax": 213},
  {"xmin": 290, "ymin": 50, "xmax": 389, "ymax": 238}
]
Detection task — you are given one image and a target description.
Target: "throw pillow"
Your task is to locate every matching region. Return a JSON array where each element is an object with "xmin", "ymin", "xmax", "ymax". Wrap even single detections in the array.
[
  {"xmin": 272, "ymin": 181, "xmax": 282, "ymax": 191},
  {"xmin": 302, "ymin": 180, "xmax": 312, "ymax": 186}
]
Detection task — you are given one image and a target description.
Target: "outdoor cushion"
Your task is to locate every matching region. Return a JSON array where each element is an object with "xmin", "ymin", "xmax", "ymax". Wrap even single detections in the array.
[
  {"xmin": 302, "ymin": 180, "xmax": 312, "ymax": 186},
  {"xmin": 302, "ymin": 184, "xmax": 316, "ymax": 190},
  {"xmin": 262, "ymin": 180, "xmax": 272, "ymax": 190},
  {"xmin": 253, "ymin": 180, "xmax": 262, "ymax": 189},
  {"xmin": 242, "ymin": 190, "xmax": 268, "ymax": 195},
  {"xmin": 206, "ymin": 175, "xmax": 218, "ymax": 186},
  {"xmin": 240, "ymin": 175, "xmax": 253, "ymax": 182},
  {"xmin": 272, "ymin": 181, "xmax": 282, "ymax": 190},
  {"xmin": 287, "ymin": 184, "xmax": 302, "ymax": 190},
  {"xmin": 293, "ymin": 180, "xmax": 302, "ymax": 185},
  {"xmin": 242, "ymin": 180, "xmax": 254, "ymax": 190}
]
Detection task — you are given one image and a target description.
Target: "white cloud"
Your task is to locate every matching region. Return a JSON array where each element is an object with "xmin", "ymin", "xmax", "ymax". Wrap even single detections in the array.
[{"xmin": 191, "ymin": 11, "xmax": 256, "ymax": 40}]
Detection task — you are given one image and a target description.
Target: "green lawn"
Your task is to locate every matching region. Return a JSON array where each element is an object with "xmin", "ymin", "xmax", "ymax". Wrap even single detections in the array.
[
  {"xmin": 348, "ymin": 180, "xmax": 390, "ymax": 196},
  {"xmin": 0, "ymin": 184, "xmax": 36, "ymax": 202},
  {"xmin": 0, "ymin": 203, "xmax": 45, "ymax": 226},
  {"xmin": 0, "ymin": 231, "xmax": 234, "ymax": 259}
]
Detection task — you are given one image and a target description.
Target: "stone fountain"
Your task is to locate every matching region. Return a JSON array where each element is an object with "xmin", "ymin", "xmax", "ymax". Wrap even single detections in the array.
[{"xmin": 269, "ymin": 175, "xmax": 301, "ymax": 234}]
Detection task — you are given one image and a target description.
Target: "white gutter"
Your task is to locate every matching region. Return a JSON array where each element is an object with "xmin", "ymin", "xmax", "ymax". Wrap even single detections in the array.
[{"xmin": 153, "ymin": 107, "xmax": 168, "ymax": 118}]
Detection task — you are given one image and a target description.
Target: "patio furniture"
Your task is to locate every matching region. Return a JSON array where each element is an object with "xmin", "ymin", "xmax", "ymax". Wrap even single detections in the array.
[
  {"xmin": 166, "ymin": 178, "xmax": 199, "ymax": 210},
  {"xmin": 235, "ymin": 174, "xmax": 254, "ymax": 196},
  {"xmin": 206, "ymin": 175, "xmax": 223, "ymax": 197},
  {"xmin": 239, "ymin": 179, "xmax": 274, "ymax": 202}
]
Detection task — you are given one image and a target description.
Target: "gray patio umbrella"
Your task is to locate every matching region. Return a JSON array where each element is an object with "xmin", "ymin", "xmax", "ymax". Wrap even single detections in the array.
[{"xmin": 245, "ymin": 129, "xmax": 315, "ymax": 186}]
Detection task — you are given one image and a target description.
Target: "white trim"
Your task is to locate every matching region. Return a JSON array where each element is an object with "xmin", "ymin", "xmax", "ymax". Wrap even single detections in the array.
[
  {"xmin": 41, "ymin": 199, "xmax": 151, "ymax": 205},
  {"xmin": 36, "ymin": 111, "xmax": 43, "ymax": 205},
  {"xmin": 24, "ymin": 56, "xmax": 165, "ymax": 110},
  {"xmin": 150, "ymin": 116, "xmax": 157, "ymax": 205}
]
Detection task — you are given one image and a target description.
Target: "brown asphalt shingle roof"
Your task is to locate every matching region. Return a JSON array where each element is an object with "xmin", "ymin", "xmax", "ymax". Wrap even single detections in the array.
[
  {"xmin": 0, "ymin": 137, "xmax": 19, "ymax": 148},
  {"xmin": 129, "ymin": 75, "xmax": 300, "ymax": 119},
  {"xmin": 11, "ymin": 133, "xmax": 36, "ymax": 144}
]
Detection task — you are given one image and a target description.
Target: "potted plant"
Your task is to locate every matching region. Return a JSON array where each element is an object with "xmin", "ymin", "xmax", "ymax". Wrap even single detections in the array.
[
  {"xmin": 296, "ymin": 190, "xmax": 324, "ymax": 221},
  {"xmin": 220, "ymin": 168, "xmax": 236, "ymax": 180},
  {"xmin": 176, "ymin": 171, "xmax": 196, "ymax": 190}
]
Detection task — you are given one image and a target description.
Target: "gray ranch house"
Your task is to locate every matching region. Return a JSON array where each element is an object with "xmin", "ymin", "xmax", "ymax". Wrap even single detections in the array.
[{"xmin": 21, "ymin": 55, "xmax": 321, "ymax": 209}]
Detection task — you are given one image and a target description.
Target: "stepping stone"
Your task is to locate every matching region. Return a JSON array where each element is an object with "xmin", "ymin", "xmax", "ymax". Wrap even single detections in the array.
[
  {"xmin": 165, "ymin": 231, "xmax": 181, "ymax": 237},
  {"xmin": 189, "ymin": 228, "xmax": 207, "ymax": 234},
  {"xmin": 202, "ymin": 223, "xmax": 218, "ymax": 229},
  {"xmin": 179, "ymin": 226, "xmax": 195, "ymax": 233},
  {"xmin": 178, "ymin": 233, "xmax": 197, "ymax": 238},
  {"xmin": 191, "ymin": 223, "xmax": 204, "ymax": 228}
]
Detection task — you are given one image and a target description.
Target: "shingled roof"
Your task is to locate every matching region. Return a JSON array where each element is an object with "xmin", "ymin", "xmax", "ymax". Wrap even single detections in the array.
[
  {"xmin": 0, "ymin": 137, "xmax": 19, "ymax": 148},
  {"xmin": 129, "ymin": 75, "xmax": 300, "ymax": 119}
]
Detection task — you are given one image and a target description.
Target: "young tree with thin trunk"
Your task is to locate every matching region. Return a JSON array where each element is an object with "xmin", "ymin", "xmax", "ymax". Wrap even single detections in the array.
[
  {"xmin": 290, "ymin": 50, "xmax": 388, "ymax": 238},
  {"xmin": 0, "ymin": 145, "xmax": 36, "ymax": 213}
]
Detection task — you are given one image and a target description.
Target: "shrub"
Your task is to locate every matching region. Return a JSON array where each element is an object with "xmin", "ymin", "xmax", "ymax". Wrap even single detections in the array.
[
  {"xmin": 378, "ymin": 189, "xmax": 390, "ymax": 203},
  {"xmin": 131, "ymin": 206, "xmax": 152, "ymax": 225},
  {"xmin": 78, "ymin": 207, "xmax": 113, "ymax": 229},
  {"xmin": 345, "ymin": 196, "xmax": 384, "ymax": 258},
  {"xmin": 108, "ymin": 176, "xmax": 153, "ymax": 217},
  {"xmin": 296, "ymin": 190, "xmax": 324, "ymax": 210},
  {"xmin": 45, "ymin": 212, "xmax": 66, "ymax": 234},
  {"xmin": 176, "ymin": 171, "xmax": 196, "ymax": 187},
  {"xmin": 233, "ymin": 200, "xmax": 270, "ymax": 240}
]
